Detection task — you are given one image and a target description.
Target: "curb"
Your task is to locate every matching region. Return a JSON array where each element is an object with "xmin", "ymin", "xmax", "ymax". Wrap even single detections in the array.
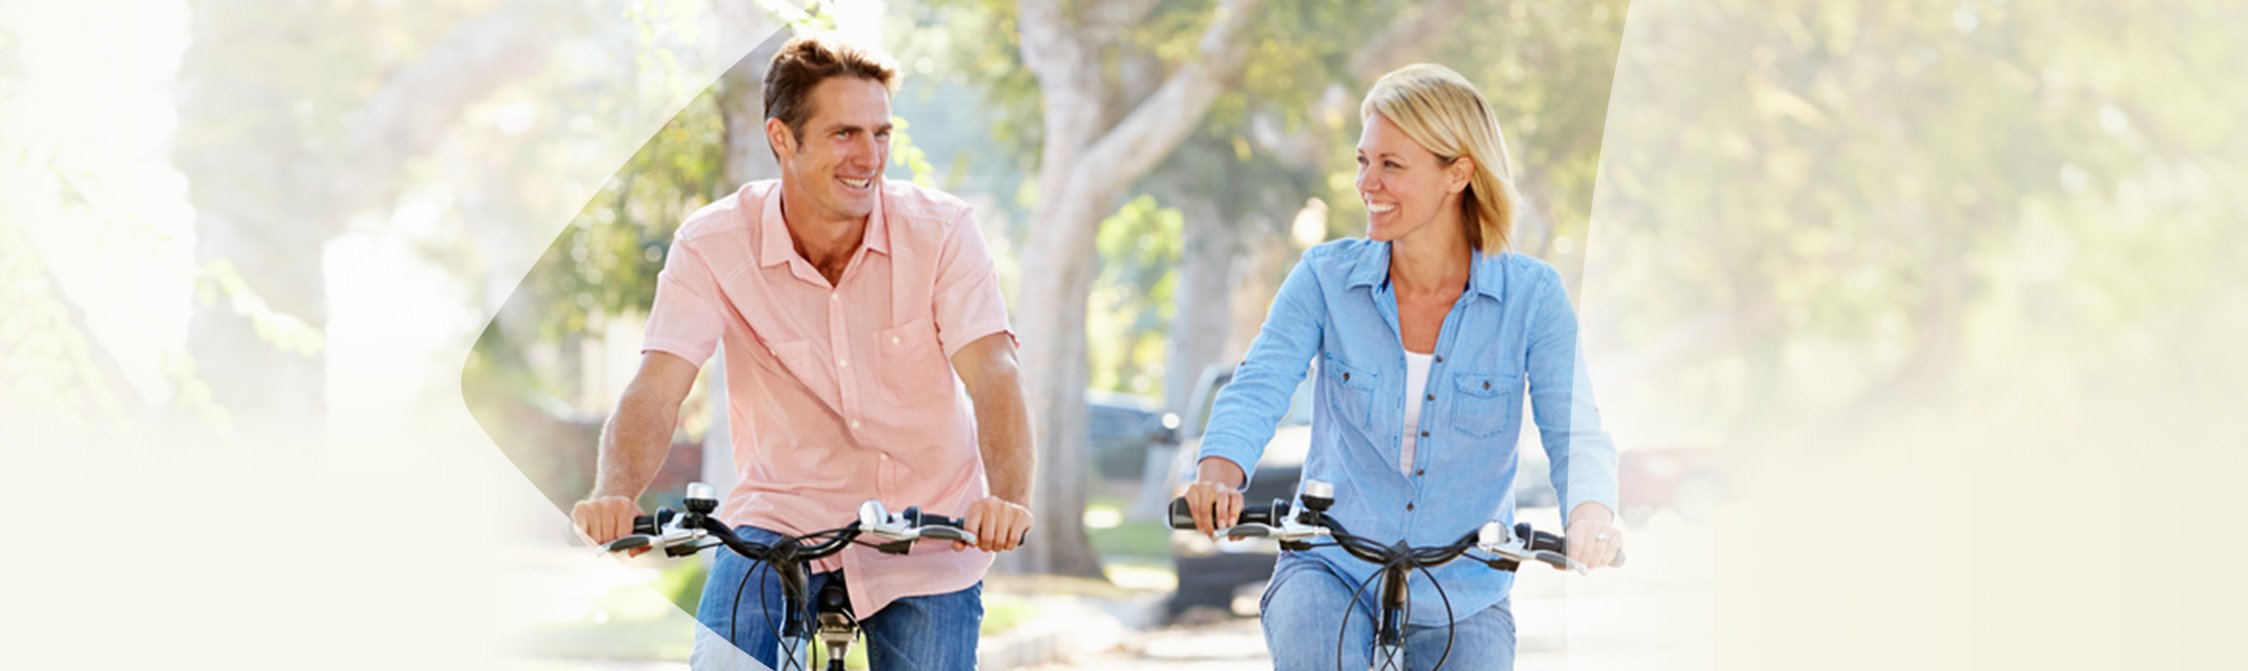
[{"xmin": 976, "ymin": 593, "xmax": 1167, "ymax": 670}]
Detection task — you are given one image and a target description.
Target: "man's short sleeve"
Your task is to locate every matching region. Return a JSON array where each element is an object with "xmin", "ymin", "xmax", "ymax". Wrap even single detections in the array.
[
  {"xmin": 640, "ymin": 239, "xmax": 726, "ymax": 367},
  {"xmin": 930, "ymin": 208, "xmax": 1015, "ymax": 359}
]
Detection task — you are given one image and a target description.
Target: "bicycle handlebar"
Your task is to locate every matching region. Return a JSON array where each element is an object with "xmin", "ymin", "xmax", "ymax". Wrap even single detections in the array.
[
  {"xmin": 1166, "ymin": 492, "xmax": 1625, "ymax": 573},
  {"xmin": 598, "ymin": 485, "xmax": 1005, "ymax": 560}
]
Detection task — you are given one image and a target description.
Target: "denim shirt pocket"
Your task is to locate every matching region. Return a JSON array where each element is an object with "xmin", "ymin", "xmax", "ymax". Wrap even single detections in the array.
[
  {"xmin": 1451, "ymin": 371, "xmax": 1520, "ymax": 438},
  {"xmin": 1321, "ymin": 354, "xmax": 1379, "ymax": 430}
]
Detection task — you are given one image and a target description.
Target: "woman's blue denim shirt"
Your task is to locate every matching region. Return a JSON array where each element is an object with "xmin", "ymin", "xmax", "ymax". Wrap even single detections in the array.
[{"xmin": 1198, "ymin": 238, "xmax": 1620, "ymax": 625}]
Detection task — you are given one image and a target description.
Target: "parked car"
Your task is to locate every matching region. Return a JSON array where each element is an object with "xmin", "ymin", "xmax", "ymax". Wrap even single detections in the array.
[
  {"xmin": 1617, "ymin": 446, "xmax": 1727, "ymax": 524},
  {"xmin": 1163, "ymin": 364, "xmax": 1565, "ymax": 618},
  {"xmin": 1086, "ymin": 390, "xmax": 1171, "ymax": 481}
]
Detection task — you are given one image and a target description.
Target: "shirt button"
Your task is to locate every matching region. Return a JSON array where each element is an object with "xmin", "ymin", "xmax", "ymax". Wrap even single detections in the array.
[
  {"xmin": 849, "ymin": 419, "xmax": 862, "ymax": 430},
  {"xmin": 1425, "ymin": 393, "xmax": 1435, "ymax": 401},
  {"xmin": 1434, "ymin": 355, "xmax": 1443, "ymax": 363},
  {"xmin": 890, "ymin": 335, "xmax": 901, "ymax": 346},
  {"xmin": 880, "ymin": 453, "xmax": 890, "ymax": 461},
  {"xmin": 830, "ymin": 294, "xmax": 839, "ymax": 302},
  {"xmin": 1419, "ymin": 430, "xmax": 1429, "ymax": 437},
  {"xmin": 839, "ymin": 358, "xmax": 850, "ymax": 368},
  {"xmin": 1415, "ymin": 469, "xmax": 1425, "ymax": 476},
  {"xmin": 1406, "ymin": 503, "xmax": 1416, "ymax": 512}
]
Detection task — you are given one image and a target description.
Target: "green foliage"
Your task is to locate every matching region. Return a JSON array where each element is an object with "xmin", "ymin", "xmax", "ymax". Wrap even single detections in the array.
[
  {"xmin": 981, "ymin": 593, "xmax": 1039, "ymax": 634},
  {"xmin": 1425, "ymin": 0, "xmax": 1631, "ymax": 255},
  {"xmin": 1089, "ymin": 195, "xmax": 1183, "ymax": 395},
  {"xmin": 656, "ymin": 558, "xmax": 710, "ymax": 616},
  {"xmin": 194, "ymin": 260, "xmax": 326, "ymax": 357},
  {"xmin": 889, "ymin": 116, "xmax": 940, "ymax": 186},
  {"xmin": 1088, "ymin": 519, "xmax": 1174, "ymax": 559},
  {"xmin": 1584, "ymin": 1, "xmax": 2248, "ymax": 443},
  {"xmin": 520, "ymin": 86, "xmax": 729, "ymax": 343},
  {"xmin": 913, "ymin": 0, "xmax": 1043, "ymax": 170}
]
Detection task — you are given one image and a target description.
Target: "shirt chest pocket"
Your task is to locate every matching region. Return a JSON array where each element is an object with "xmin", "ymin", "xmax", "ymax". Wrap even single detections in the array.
[
  {"xmin": 1321, "ymin": 356, "xmax": 1378, "ymax": 430},
  {"xmin": 876, "ymin": 319, "xmax": 953, "ymax": 406},
  {"xmin": 1450, "ymin": 371, "xmax": 1520, "ymax": 438}
]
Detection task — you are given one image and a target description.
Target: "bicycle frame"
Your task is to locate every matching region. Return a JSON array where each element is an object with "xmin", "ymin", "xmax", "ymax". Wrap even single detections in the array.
[
  {"xmin": 606, "ymin": 485, "xmax": 980, "ymax": 671},
  {"xmin": 1372, "ymin": 563, "xmax": 1411, "ymax": 670}
]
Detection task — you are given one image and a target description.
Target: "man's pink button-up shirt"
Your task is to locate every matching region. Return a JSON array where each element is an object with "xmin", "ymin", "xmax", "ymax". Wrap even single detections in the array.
[{"xmin": 640, "ymin": 179, "xmax": 1014, "ymax": 616}]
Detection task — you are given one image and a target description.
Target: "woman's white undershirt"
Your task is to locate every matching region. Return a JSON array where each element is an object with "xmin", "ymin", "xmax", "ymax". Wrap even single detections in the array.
[{"xmin": 1400, "ymin": 351, "xmax": 1434, "ymax": 475}]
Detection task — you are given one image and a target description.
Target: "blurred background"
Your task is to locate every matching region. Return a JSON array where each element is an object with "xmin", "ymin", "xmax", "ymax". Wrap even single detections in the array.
[{"xmin": 4, "ymin": 1, "xmax": 2245, "ymax": 670}]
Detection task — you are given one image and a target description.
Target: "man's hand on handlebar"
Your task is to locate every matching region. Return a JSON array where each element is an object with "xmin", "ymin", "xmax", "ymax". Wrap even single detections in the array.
[
  {"xmin": 573, "ymin": 494, "xmax": 649, "ymax": 556},
  {"xmin": 959, "ymin": 496, "xmax": 1033, "ymax": 553},
  {"xmin": 1181, "ymin": 457, "xmax": 1248, "ymax": 540}
]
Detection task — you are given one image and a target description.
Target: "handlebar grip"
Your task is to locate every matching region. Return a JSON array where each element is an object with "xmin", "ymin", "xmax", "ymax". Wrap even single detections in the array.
[
  {"xmin": 903, "ymin": 506, "xmax": 968, "ymax": 530},
  {"xmin": 1168, "ymin": 498, "xmax": 1196, "ymax": 529},
  {"xmin": 1240, "ymin": 502, "xmax": 1287, "ymax": 526},
  {"xmin": 1521, "ymin": 524, "xmax": 1564, "ymax": 553},
  {"xmin": 1168, "ymin": 497, "xmax": 1291, "ymax": 529},
  {"xmin": 1533, "ymin": 550, "xmax": 1578, "ymax": 572},
  {"xmin": 1518, "ymin": 523, "xmax": 1629, "ymax": 568},
  {"xmin": 631, "ymin": 508, "xmax": 677, "ymax": 536}
]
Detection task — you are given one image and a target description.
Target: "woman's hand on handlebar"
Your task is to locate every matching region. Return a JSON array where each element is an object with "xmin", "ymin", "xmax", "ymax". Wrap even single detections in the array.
[
  {"xmin": 1182, "ymin": 458, "xmax": 1248, "ymax": 539},
  {"xmin": 1565, "ymin": 502, "xmax": 1624, "ymax": 569}
]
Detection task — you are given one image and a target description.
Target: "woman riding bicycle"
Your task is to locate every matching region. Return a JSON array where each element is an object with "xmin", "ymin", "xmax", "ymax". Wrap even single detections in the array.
[{"xmin": 1180, "ymin": 63, "xmax": 1623, "ymax": 670}]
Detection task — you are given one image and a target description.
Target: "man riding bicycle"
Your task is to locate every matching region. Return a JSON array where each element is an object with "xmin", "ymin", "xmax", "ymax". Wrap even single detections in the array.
[{"xmin": 571, "ymin": 34, "xmax": 1032, "ymax": 671}]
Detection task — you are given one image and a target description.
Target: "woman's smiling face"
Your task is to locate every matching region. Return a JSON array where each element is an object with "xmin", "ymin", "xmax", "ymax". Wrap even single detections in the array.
[{"xmin": 1355, "ymin": 112, "xmax": 1469, "ymax": 244}]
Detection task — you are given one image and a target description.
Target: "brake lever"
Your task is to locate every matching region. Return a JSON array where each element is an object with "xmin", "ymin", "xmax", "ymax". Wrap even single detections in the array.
[
  {"xmin": 1217, "ymin": 518, "xmax": 1329, "ymax": 542},
  {"xmin": 1535, "ymin": 550, "xmax": 1590, "ymax": 575},
  {"xmin": 1473, "ymin": 522, "xmax": 1592, "ymax": 574},
  {"xmin": 1215, "ymin": 523, "xmax": 1274, "ymax": 539},
  {"xmin": 601, "ymin": 535, "xmax": 653, "ymax": 554},
  {"xmin": 1474, "ymin": 521, "xmax": 1534, "ymax": 563},
  {"xmin": 600, "ymin": 518, "xmax": 708, "ymax": 557},
  {"xmin": 856, "ymin": 499, "xmax": 985, "ymax": 552},
  {"xmin": 916, "ymin": 525, "xmax": 978, "ymax": 546}
]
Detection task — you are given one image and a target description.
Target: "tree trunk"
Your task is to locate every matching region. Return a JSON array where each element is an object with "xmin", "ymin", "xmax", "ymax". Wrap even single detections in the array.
[
  {"xmin": 1010, "ymin": 195, "xmax": 1113, "ymax": 577},
  {"xmin": 1163, "ymin": 196, "xmax": 1242, "ymax": 417},
  {"xmin": 1005, "ymin": 0, "xmax": 1269, "ymax": 576}
]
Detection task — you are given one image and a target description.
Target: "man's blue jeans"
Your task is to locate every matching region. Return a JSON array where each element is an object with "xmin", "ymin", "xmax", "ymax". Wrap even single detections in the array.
[
  {"xmin": 1261, "ymin": 553, "xmax": 1517, "ymax": 671},
  {"xmin": 691, "ymin": 525, "xmax": 983, "ymax": 670}
]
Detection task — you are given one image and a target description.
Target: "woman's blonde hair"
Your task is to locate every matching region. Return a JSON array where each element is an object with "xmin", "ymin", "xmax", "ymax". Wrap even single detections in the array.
[{"xmin": 1360, "ymin": 64, "xmax": 1518, "ymax": 253}]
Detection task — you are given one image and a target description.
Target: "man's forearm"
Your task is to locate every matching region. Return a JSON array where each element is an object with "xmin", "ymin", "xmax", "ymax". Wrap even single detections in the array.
[
  {"xmin": 593, "ymin": 391, "xmax": 679, "ymax": 500},
  {"xmin": 972, "ymin": 378, "xmax": 1034, "ymax": 506}
]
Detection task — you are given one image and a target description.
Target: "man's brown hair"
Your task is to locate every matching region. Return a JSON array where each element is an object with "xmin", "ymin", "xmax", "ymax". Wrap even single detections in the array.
[{"xmin": 763, "ymin": 34, "xmax": 900, "ymax": 143}]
